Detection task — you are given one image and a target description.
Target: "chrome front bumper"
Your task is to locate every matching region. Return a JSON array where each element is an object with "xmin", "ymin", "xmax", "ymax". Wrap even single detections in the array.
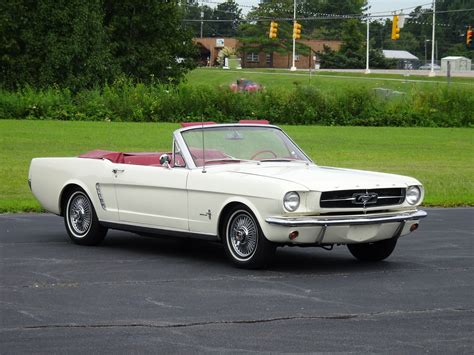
[{"xmin": 265, "ymin": 210, "xmax": 427, "ymax": 227}]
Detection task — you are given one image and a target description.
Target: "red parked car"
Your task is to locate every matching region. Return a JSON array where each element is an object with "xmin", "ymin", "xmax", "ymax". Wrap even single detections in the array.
[{"xmin": 229, "ymin": 79, "xmax": 263, "ymax": 93}]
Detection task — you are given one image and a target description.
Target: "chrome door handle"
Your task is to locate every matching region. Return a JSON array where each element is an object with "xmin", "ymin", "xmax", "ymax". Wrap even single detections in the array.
[{"xmin": 112, "ymin": 169, "xmax": 125, "ymax": 174}]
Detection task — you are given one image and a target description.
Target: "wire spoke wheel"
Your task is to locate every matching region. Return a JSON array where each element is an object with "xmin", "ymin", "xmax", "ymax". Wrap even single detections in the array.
[
  {"xmin": 67, "ymin": 192, "xmax": 92, "ymax": 238},
  {"xmin": 227, "ymin": 210, "xmax": 259, "ymax": 260}
]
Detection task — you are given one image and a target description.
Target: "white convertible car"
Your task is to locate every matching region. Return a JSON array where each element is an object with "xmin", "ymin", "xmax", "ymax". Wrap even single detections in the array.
[{"xmin": 29, "ymin": 121, "xmax": 427, "ymax": 268}]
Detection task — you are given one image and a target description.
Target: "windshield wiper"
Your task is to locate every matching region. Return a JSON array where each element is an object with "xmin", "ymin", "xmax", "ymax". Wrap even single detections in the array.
[
  {"xmin": 259, "ymin": 158, "xmax": 306, "ymax": 163},
  {"xmin": 204, "ymin": 158, "xmax": 241, "ymax": 164}
]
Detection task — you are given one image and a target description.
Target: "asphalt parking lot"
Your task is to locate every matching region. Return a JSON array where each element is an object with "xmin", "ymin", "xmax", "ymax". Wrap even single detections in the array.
[{"xmin": 1, "ymin": 208, "xmax": 473, "ymax": 353}]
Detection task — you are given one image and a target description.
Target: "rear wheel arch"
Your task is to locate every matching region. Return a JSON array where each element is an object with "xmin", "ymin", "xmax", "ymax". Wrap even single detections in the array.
[
  {"xmin": 59, "ymin": 183, "xmax": 94, "ymax": 216},
  {"xmin": 60, "ymin": 184, "xmax": 82, "ymax": 216},
  {"xmin": 62, "ymin": 185, "xmax": 107, "ymax": 245}
]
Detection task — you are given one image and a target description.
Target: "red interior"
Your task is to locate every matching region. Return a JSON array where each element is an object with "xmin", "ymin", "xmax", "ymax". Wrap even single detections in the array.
[
  {"xmin": 79, "ymin": 122, "xmax": 271, "ymax": 167},
  {"xmin": 238, "ymin": 120, "xmax": 270, "ymax": 124},
  {"xmin": 78, "ymin": 150, "xmax": 185, "ymax": 167},
  {"xmin": 180, "ymin": 121, "xmax": 216, "ymax": 128}
]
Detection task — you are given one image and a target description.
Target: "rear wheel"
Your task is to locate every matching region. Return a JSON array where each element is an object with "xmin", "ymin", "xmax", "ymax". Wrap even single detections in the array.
[
  {"xmin": 223, "ymin": 206, "xmax": 276, "ymax": 269},
  {"xmin": 347, "ymin": 237, "xmax": 398, "ymax": 262},
  {"xmin": 64, "ymin": 188, "xmax": 107, "ymax": 246}
]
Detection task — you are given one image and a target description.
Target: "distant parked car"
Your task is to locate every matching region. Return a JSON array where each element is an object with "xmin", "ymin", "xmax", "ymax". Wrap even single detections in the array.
[
  {"xmin": 229, "ymin": 79, "xmax": 263, "ymax": 93},
  {"xmin": 419, "ymin": 63, "xmax": 441, "ymax": 70}
]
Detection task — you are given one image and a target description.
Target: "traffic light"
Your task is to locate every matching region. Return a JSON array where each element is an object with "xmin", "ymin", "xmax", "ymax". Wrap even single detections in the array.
[
  {"xmin": 391, "ymin": 15, "xmax": 400, "ymax": 40},
  {"xmin": 467, "ymin": 26, "xmax": 473, "ymax": 48},
  {"xmin": 269, "ymin": 21, "xmax": 278, "ymax": 39},
  {"xmin": 293, "ymin": 21, "xmax": 302, "ymax": 39}
]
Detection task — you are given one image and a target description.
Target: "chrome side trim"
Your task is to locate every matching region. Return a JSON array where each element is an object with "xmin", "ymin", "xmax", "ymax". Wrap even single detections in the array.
[
  {"xmin": 266, "ymin": 210, "xmax": 427, "ymax": 227},
  {"xmin": 100, "ymin": 221, "xmax": 219, "ymax": 242},
  {"xmin": 95, "ymin": 183, "xmax": 106, "ymax": 210}
]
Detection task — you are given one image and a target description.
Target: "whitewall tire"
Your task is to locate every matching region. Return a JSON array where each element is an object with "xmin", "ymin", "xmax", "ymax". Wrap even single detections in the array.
[{"xmin": 64, "ymin": 188, "xmax": 107, "ymax": 246}]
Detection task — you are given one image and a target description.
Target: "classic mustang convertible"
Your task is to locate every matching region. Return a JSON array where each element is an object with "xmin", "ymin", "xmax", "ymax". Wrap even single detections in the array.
[{"xmin": 29, "ymin": 121, "xmax": 427, "ymax": 268}]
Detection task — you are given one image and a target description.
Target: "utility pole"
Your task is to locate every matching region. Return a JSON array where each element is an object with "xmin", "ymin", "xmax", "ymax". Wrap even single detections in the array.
[
  {"xmin": 290, "ymin": 0, "xmax": 297, "ymax": 71},
  {"xmin": 429, "ymin": 0, "xmax": 436, "ymax": 77},
  {"xmin": 200, "ymin": 10, "xmax": 204, "ymax": 38},
  {"xmin": 365, "ymin": 13, "xmax": 371, "ymax": 74}
]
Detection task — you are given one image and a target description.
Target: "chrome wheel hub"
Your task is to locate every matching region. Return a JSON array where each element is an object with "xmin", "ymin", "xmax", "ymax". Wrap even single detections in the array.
[
  {"xmin": 68, "ymin": 193, "xmax": 92, "ymax": 236},
  {"xmin": 228, "ymin": 212, "xmax": 258, "ymax": 259}
]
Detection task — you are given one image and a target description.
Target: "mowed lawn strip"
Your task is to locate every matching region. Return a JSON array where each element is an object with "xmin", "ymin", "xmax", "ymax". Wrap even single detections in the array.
[
  {"xmin": 185, "ymin": 68, "xmax": 474, "ymax": 94},
  {"xmin": 0, "ymin": 120, "xmax": 472, "ymax": 212}
]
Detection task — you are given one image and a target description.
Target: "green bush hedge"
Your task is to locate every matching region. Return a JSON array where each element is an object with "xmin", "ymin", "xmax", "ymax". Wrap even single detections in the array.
[{"xmin": 0, "ymin": 80, "xmax": 472, "ymax": 127}]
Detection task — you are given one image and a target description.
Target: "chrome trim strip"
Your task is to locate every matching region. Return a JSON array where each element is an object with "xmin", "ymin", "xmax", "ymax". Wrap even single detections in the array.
[
  {"xmin": 265, "ymin": 210, "xmax": 427, "ymax": 227},
  {"xmin": 320, "ymin": 195, "xmax": 404, "ymax": 202},
  {"xmin": 100, "ymin": 221, "xmax": 219, "ymax": 241}
]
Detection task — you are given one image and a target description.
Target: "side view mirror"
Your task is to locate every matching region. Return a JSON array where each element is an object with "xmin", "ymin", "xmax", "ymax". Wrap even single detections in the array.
[{"xmin": 159, "ymin": 154, "xmax": 171, "ymax": 168}]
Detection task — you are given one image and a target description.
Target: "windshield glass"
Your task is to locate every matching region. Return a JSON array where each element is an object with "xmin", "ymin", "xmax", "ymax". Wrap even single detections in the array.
[{"xmin": 181, "ymin": 126, "xmax": 310, "ymax": 167}]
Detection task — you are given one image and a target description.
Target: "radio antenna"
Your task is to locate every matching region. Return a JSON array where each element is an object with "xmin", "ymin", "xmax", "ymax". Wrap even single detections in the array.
[{"xmin": 201, "ymin": 115, "xmax": 206, "ymax": 173}]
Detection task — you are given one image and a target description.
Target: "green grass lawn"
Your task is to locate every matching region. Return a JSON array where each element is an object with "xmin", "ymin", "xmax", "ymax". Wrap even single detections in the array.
[
  {"xmin": 0, "ymin": 119, "xmax": 472, "ymax": 212},
  {"xmin": 185, "ymin": 67, "xmax": 474, "ymax": 94}
]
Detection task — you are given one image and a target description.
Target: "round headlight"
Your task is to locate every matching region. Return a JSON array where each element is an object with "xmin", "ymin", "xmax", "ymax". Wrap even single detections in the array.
[
  {"xmin": 406, "ymin": 186, "xmax": 421, "ymax": 205},
  {"xmin": 283, "ymin": 192, "xmax": 300, "ymax": 212}
]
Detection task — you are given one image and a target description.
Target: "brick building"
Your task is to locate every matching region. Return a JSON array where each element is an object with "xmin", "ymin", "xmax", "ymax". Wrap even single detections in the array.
[{"xmin": 194, "ymin": 37, "xmax": 341, "ymax": 69}]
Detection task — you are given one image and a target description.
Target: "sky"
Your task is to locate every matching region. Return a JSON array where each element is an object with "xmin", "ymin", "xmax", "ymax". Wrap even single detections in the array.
[
  {"xmin": 234, "ymin": 0, "xmax": 434, "ymax": 15},
  {"xmin": 366, "ymin": 0, "xmax": 432, "ymax": 15}
]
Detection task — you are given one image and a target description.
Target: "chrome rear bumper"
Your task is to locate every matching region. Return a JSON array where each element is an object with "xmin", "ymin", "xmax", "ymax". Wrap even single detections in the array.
[{"xmin": 265, "ymin": 210, "xmax": 427, "ymax": 227}]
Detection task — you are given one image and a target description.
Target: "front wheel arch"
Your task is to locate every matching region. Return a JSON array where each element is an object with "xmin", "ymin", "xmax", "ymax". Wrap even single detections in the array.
[
  {"xmin": 220, "ymin": 203, "xmax": 276, "ymax": 269},
  {"xmin": 217, "ymin": 200, "xmax": 267, "ymax": 241}
]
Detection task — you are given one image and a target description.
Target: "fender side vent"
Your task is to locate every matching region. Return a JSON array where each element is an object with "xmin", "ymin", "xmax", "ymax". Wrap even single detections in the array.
[{"xmin": 96, "ymin": 183, "xmax": 107, "ymax": 210}]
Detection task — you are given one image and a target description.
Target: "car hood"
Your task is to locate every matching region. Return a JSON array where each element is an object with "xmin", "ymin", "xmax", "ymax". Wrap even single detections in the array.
[{"xmin": 215, "ymin": 163, "xmax": 420, "ymax": 191}]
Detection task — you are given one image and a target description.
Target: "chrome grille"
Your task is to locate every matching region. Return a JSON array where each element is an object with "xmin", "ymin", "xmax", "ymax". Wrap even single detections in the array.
[{"xmin": 320, "ymin": 188, "xmax": 406, "ymax": 208}]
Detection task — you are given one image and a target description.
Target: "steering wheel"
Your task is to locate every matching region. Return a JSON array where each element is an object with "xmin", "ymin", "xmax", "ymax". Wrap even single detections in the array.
[{"xmin": 250, "ymin": 150, "xmax": 277, "ymax": 160}]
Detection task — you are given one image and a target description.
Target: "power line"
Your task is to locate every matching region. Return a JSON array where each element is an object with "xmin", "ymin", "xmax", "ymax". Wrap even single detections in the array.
[
  {"xmin": 369, "ymin": 2, "xmax": 433, "ymax": 15},
  {"xmin": 196, "ymin": 0, "xmax": 254, "ymax": 8}
]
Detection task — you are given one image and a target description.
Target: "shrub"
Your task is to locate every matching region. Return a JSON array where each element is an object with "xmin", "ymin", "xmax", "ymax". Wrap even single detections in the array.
[{"xmin": 0, "ymin": 82, "xmax": 472, "ymax": 127}]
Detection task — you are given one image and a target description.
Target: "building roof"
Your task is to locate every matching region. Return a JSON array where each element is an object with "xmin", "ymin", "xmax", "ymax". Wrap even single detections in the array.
[
  {"xmin": 441, "ymin": 56, "xmax": 469, "ymax": 60},
  {"xmin": 382, "ymin": 50, "xmax": 419, "ymax": 60}
]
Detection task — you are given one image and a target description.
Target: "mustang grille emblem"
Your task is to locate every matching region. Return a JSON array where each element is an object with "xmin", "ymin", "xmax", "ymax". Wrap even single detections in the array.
[{"xmin": 352, "ymin": 192, "xmax": 378, "ymax": 207}]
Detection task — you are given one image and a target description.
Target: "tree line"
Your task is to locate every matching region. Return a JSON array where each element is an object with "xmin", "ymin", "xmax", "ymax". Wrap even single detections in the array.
[{"xmin": 0, "ymin": 0, "xmax": 197, "ymax": 90}]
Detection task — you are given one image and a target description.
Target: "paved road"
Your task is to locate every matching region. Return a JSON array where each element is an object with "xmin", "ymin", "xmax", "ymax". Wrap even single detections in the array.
[{"xmin": 1, "ymin": 209, "xmax": 473, "ymax": 353}]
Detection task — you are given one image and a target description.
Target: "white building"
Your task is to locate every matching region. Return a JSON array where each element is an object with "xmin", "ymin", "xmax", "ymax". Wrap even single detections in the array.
[
  {"xmin": 382, "ymin": 50, "xmax": 419, "ymax": 69},
  {"xmin": 441, "ymin": 56, "xmax": 471, "ymax": 72}
]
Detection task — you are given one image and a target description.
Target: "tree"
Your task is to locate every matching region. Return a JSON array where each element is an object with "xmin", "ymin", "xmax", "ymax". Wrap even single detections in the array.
[
  {"xmin": 181, "ymin": 0, "xmax": 215, "ymax": 38},
  {"xmin": 212, "ymin": 0, "xmax": 243, "ymax": 37},
  {"xmin": 238, "ymin": 0, "xmax": 311, "ymax": 63},
  {"xmin": 104, "ymin": 1, "xmax": 197, "ymax": 84},
  {"xmin": 300, "ymin": 0, "xmax": 367, "ymax": 36},
  {"xmin": 0, "ymin": 0, "xmax": 114, "ymax": 90}
]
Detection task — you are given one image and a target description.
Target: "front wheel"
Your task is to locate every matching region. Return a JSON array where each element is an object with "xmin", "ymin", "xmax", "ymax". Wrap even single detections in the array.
[
  {"xmin": 347, "ymin": 237, "xmax": 398, "ymax": 262},
  {"xmin": 64, "ymin": 188, "xmax": 107, "ymax": 246},
  {"xmin": 223, "ymin": 206, "xmax": 276, "ymax": 269}
]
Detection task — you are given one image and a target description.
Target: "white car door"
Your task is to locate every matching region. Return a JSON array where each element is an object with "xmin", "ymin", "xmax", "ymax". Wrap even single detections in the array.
[{"xmin": 112, "ymin": 164, "xmax": 189, "ymax": 231}]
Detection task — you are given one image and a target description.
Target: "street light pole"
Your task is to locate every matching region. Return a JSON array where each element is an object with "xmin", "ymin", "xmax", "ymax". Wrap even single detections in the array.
[
  {"xmin": 429, "ymin": 0, "xmax": 436, "ymax": 77},
  {"xmin": 365, "ymin": 13, "xmax": 370, "ymax": 74},
  {"xmin": 424, "ymin": 39, "xmax": 428, "ymax": 64},
  {"xmin": 290, "ymin": 0, "xmax": 297, "ymax": 71}
]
